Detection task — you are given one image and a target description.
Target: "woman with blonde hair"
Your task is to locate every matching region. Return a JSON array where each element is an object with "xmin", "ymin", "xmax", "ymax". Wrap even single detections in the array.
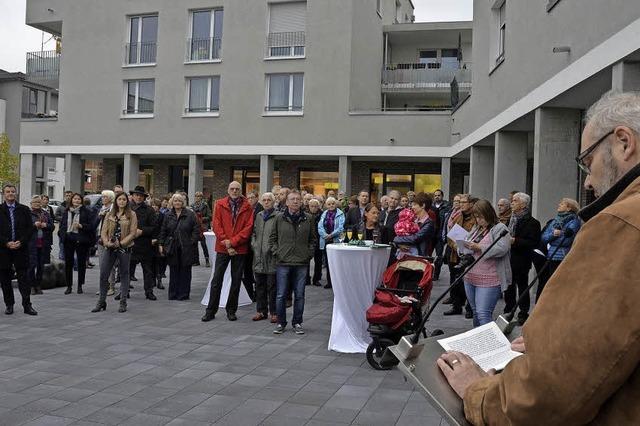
[
  {"xmin": 537, "ymin": 198, "xmax": 582, "ymax": 300},
  {"xmin": 93, "ymin": 192, "xmax": 137, "ymax": 313}
]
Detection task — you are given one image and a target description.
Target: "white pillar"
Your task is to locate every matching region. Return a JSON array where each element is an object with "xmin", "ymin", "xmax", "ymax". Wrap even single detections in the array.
[
  {"xmin": 338, "ymin": 156, "xmax": 352, "ymax": 195},
  {"xmin": 612, "ymin": 61, "xmax": 640, "ymax": 92},
  {"xmin": 188, "ymin": 154, "xmax": 204, "ymax": 203},
  {"xmin": 493, "ymin": 131, "xmax": 528, "ymax": 206},
  {"xmin": 532, "ymin": 107, "xmax": 581, "ymax": 221},
  {"xmin": 259, "ymin": 155, "xmax": 274, "ymax": 195},
  {"xmin": 469, "ymin": 146, "xmax": 494, "ymax": 200},
  {"xmin": 64, "ymin": 154, "xmax": 83, "ymax": 194},
  {"xmin": 440, "ymin": 157, "xmax": 452, "ymax": 200},
  {"xmin": 123, "ymin": 154, "xmax": 140, "ymax": 194},
  {"xmin": 19, "ymin": 154, "xmax": 37, "ymax": 204}
]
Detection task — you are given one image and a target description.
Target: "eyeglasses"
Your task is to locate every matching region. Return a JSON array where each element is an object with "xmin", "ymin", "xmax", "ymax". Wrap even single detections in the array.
[{"xmin": 576, "ymin": 130, "xmax": 614, "ymax": 175}]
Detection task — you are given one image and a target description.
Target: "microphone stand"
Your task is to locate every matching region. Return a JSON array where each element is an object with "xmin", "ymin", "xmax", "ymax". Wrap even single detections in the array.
[
  {"xmin": 388, "ymin": 228, "xmax": 510, "ymax": 362},
  {"xmin": 497, "ymin": 229, "xmax": 573, "ymax": 336}
]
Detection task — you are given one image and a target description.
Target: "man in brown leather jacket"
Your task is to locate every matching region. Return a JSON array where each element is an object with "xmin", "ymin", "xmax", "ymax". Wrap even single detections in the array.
[{"xmin": 438, "ymin": 92, "xmax": 640, "ymax": 425}]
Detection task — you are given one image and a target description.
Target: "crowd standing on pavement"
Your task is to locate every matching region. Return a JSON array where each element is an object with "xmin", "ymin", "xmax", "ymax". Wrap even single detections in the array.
[{"xmin": 0, "ymin": 171, "xmax": 586, "ymax": 336}]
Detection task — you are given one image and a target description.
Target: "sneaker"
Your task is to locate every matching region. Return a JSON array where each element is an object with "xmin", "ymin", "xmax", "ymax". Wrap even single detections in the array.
[
  {"xmin": 293, "ymin": 324, "xmax": 305, "ymax": 335},
  {"xmin": 273, "ymin": 324, "xmax": 285, "ymax": 334}
]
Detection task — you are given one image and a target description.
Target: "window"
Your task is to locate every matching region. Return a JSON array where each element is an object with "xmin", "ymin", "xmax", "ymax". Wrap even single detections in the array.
[
  {"xmin": 187, "ymin": 9, "xmax": 223, "ymax": 62},
  {"xmin": 123, "ymin": 79, "xmax": 155, "ymax": 116},
  {"xmin": 418, "ymin": 50, "xmax": 438, "ymax": 67},
  {"xmin": 497, "ymin": 2, "xmax": 506, "ymax": 63},
  {"xmin": 21, "ymin": 86, "xmax": 47, "ymax": 118},
  {"xmin": 126, "ymin": 15, "xmax": 158, "ymax": 65},
  {"xmin": 265, "ymin": 74, "xmax": 304, "ymax": 114},
  {"xmin": 185, "ymin": 76, "xmax": 220, "ymax": 114},
  {"xmin": 232, "ymin": 168, "xmax": 280, "ymax": 195},
  {"xmin": 267, "ymin": 2, "xmax": 306, "ymax": 58},
  {"xmin": 299, "ymin": 170, "xmax": 339, "ymax": 196}
]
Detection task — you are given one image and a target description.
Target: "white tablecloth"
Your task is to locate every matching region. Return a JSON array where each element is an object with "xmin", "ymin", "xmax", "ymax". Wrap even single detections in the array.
[
  {"xmin": 200, "ymin": 232, "xmax": 253, "ymax": 308},
  {"xmin": 326, "ymin": 244, "xmax": 391, "ymax": 353}
]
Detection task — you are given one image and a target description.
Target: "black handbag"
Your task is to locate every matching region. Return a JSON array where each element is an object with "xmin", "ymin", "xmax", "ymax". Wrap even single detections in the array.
[{"xmin": 163, "ymin": 216, "xmax": 180, "ymax": 257}]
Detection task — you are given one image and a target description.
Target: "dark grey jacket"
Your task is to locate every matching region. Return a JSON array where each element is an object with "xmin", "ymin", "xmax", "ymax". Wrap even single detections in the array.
[
  {"xmin": 252, "ymin": 209, "xmax": 277, "ymax": 274},
  {"xmin": 158, "ymin": 209, "xmax": 199, "ymax": 267},
  {"xmin": 268, "ymin": 211, "xmax": 317, "ymax": 266}
]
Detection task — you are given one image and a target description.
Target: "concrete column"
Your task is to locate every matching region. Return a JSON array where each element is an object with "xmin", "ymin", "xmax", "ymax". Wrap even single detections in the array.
[
  {"xmin": 440, "ymin": 157, "xmax": 452, "ymax": 200},
  {"xmin": 493, "ymin": 131, "xmax": 528, "ymax": 205},
  {"xmin": 612, "ymin": 61, "xmax": 640, "ymax": 92},
  {"xmin": 533, "ymin": 107, "xmax": 581, "ymax": 221},
  {"xmin": 123, "ymin": 154, "xmax": 140, "ymax": 194},
  {"xmin": 188, "ymin": 154, "xmax": 204, "ymax": 203},
  {"xmin": 19, "ymin": 154, "xmax": 37, "ymax": 204},
  {"xmin": 259, "ymin": 155, "xmax": 274, "ymax": 195},
  {"xmin": 64, "ymin": 154, "xmax": 83, "ymax": 194},
  {"xmin": 338, "ymin": 156, "xmax": 352, "ymax": 195},
  {"xmin": 0, "ymin": 99, "xmax": 6, "ymax": 134},
  {"xmin": 469, "ymin": 146, "xmax": 494, "ymax": 200}
]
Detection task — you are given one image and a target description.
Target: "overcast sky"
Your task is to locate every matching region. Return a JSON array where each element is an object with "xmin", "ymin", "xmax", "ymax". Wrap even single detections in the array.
[{"xmin": 0, "ymin": 0, "xmax": 473, "ymax": 73}]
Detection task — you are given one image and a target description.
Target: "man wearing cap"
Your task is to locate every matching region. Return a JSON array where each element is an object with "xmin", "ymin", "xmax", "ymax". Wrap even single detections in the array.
[{"xmin": 121, "ymin": 186, "xmax": 158, "ymax": 301}]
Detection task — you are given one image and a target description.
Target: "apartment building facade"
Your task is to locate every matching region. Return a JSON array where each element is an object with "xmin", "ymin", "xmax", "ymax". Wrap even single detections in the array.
[
  {"xmin": 19, "ymin": 0, "xmax": 640, "ymax": 222},
  {"xmin": 20, "ymin": 0, "xmax": 470, "ymax": 205}
]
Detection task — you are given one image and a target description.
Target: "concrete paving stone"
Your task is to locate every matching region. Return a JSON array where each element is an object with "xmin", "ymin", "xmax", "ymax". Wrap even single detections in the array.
[
  {"xmin": 77, "ymin": 391, "xmax": 127, "ymax": 408},
  {"xmin": 324, "ymin": 395, "xmax": 370, "ymax": 410},
  {"xmin": 235, "ymin": 374, "xmax": 275, "ymax": 387},
  {"xmin": 304, "ymin": 420, "xmax": 349, "ymax": 426},
  {"xmin": 165, "ymin": 418, "xmax": 212, "ymax": 426},
  {"xmin": 21, "ymin": 415, "xmax": 76, "ymax": 426},
  {"xmin": 73, "ymin": 378, "xmax": 121, "ymax": 392},
  {"xmin": 83, "ymin": 406, "xmax": 139, "ymax": 425},
  {"xmin": 401, "ymin": 401, "xmax": 443, "ymax": 418},
  {"xmin": 236, "ymin": 398, "xmax": 283, "ymax": 415},
  {"xmin": 287, "ymin": 391, "xmax": 334, "ymax": 407},
  {"xmin": 212, "ymin": 409, "xmax": 268, "ymax": 426},
  {"xmin": 353, "ymin": 409, "xmax": 402, "ymax": 425},
  {"xmin": 69, "ymin": 421, "xmax": 107, "ymax": 426},
  {"xmin": 21, "ymin": 383, "xmax": 67, "ymax": 396},
  {"xmin": 395, "ymin": 414, "xmax": 444, "ymax": 426},
  {"xmin": 311, "ymin": 406, "xmax": 360, "ymax": 424},
  {"xmin": 51, "ymin": 402, "xmax": 103, "ymax": 419},
  {"xmin": 120, "ymin": 412, "xmax": 174, "ymax": 426},
  {"xmin": 145, "ymin": 401, "xmax": 195, "ymax": 418},
  {"xmin": 28, "ymin": 398, "xmax": 72, "ymax": 412},
  {"xmin": 271, "ymin": 402, "xmax": 320, "ymax": 419},
  {"xmin": 0, "ymin": 391, "xmax": 41, "ymax": 408},
  {"xmin": 103, "ymin": 380, "xmax": 150, "ymax": 396}
]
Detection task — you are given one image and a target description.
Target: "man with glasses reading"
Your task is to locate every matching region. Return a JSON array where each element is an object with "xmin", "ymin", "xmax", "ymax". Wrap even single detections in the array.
[{"xmin": 438, "ymin": 91, "xmax": 640, "ymax": 424}]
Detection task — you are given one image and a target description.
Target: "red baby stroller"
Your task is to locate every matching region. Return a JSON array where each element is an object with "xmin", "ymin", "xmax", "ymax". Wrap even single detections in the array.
[{"xmin": 365, "ymin": 256, "xmax": 433, "ymax": 370}]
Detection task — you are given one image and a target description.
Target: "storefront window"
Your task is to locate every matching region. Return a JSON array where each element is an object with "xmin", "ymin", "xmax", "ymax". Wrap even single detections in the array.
[
  {"xmin": 299, "ymin": 170, "xmax": 339, "ymax": 196},
  {"xmin": 232, "ymin": 168, "xmax": 280, "ymax": 195},
  {"xmin": 370, "ymin": 172, "xmax": 384, "ymax": 204},
  {"xmin": 139, "ymin": 167, "xmax": 154, "ymax": 196},
  {"xmin": 414, "ymin": 174, "xmax": 442, "ymax": 194},
  {"xmin": 84, "ymin": 160, "xmax": 104, "ymax": 194}
]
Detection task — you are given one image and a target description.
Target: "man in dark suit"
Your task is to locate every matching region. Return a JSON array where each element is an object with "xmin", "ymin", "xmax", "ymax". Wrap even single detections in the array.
[
  {"xmin": 0, "ymin": 184, "xmax": 37, "ymax": 315},
  {"xmin": 504, "ymin": 192, "xmax": 541, "ymax": 325},
  {"xmin": 128, "ymin": 186, "xmax": 158, "ymax": 301},
  {"xmin": 344, "ymin": 190, "xmax": 369, "ymax": 238}
]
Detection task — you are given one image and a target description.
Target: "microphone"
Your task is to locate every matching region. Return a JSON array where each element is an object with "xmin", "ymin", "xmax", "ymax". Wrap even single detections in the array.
[
  {"xmin": 412, "ymin": 228, "xmax": 510, "ymax": 343},
  {"xmin": 497, "ymin": 230, "xmax": 572, "ymax": 335}
]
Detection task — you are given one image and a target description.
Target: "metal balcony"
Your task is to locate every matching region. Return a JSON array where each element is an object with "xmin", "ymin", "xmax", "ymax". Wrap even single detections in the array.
[
  {"xmin": 124, "ymin": 42, "xmax": 157, "ymax": 65},
  {"xmin": 26, "ymin": 50, "xmax": 60, "ymax": 89},
  {"xmin": 382, "ymin": 62, "xmax": 472, "ymax": 93},
  {"xmin": 266, "ymin": 31, "xmax": 305, "ymax": 58},
  {"xmin": 186, "ymin": 38, "xmax": 222, "ymax": 62}
]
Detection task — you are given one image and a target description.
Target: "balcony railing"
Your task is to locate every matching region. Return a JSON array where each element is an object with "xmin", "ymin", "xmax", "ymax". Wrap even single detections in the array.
[
  {"xmin": 26, "ymin": 50, "xmax": 60, "ymax": 89},
  {"xmin": 266, "ymin": 31, "xmax": 305, "ymax": 57},
  {"xmin": 186, "ymin": 38, "xmax": 222, "ymax": 62},
  {"xmin": 382, "ymin": 62, "xmax": 472, "ymax": 92},
  {"xmin": 124, "ymin": 42, "xmax": 157, "ymax": 65}
]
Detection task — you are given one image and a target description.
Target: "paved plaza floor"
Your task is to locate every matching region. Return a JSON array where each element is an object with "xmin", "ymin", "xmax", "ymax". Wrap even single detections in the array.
[{"xmin": 0, "ymin": 250, "xmax": 490, "ymax": 426}]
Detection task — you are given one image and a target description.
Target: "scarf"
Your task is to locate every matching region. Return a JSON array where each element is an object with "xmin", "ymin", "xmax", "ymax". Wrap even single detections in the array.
[
  {"xmin": 229, "ymin": 197, "xmax": 243, "ymax": 223},
  {"xmin": 67, "ymin": 207, "xmax": 81, "ymax": 234},
  {"xmin": 284, "ymin": 208, "xmax": 303, "ymax": 225},
  {"xmin": 508, "ymin": 207, "xmax": 529, "ymax": 236},
  {"xmin": 447, "ymin": 208, "xmax": 462, "ymax": 230},
  {"xmin": 262, "ymin": 208, "xmax": 274, "ymax": 221},
  {"xmin": 552, "ymin": 211, "xmax": 576, "ymax": 229},
  {"xmin": 324, "ymin": 209, "xmax": 337, "ymax": 234},
  {"xmin": 498, "ymin": 207, "xmax": 512, "ymax": 225}
]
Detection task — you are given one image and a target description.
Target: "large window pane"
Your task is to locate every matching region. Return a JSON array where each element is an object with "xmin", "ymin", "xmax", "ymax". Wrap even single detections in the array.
[
  {"xmin": 414, "ymin": 174, "xmax": 442, "ymax": 194},
  {"xmin": 129, "ymin": 17, "xmax": 139, "ymax": 63},
  {"xmin": 189, "ymin": 78, "xmax": 208, "ymax": 112},
  {"xmin": 292, "ymin": 74, "xmax": 304, "ymax": 110},
  {"xmin": 268, "ymin": 75, "xmax": 289, "ymax": 111},
  {"xmin": 138, "ymin": 80, "xmax": 155, "ymax": 113},
  {"xmin": 210, "ymin": 77, "xmax": 220, "ymax": 111},
  {"xmin": 213, "ymin": 9, "xmax": 223, "ymax": 58},
  {"xmin": 192, "ymin": 11, "xmax": 212, "ymax": 60},
  {"xmin": 299, "ymin": 171, "xmax": 338, "ymax": 196},
  {"xmin": 140, "ymin": 16, "xmax": 158, "ymax": 62},
  {"xmin": 127, "ymin": 81, "xmax": 137, "ymax": 113}
]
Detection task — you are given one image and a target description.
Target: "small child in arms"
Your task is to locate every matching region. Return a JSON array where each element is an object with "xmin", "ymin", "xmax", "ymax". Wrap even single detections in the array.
[{"xmin": 394, "ymin": 208, "xmax": 420, "ymax": 258}]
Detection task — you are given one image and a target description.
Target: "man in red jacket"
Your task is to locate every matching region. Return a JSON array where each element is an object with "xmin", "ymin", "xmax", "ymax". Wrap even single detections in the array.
[{"xmin": 202, "ymin": 181, "xmax": 254, "ymax": 322}]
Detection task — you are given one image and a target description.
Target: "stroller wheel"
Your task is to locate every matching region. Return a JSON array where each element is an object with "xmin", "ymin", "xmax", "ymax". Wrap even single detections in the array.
[{"xmin": 366, "ymin": 338, "xmax": 396, "ymax": 370}]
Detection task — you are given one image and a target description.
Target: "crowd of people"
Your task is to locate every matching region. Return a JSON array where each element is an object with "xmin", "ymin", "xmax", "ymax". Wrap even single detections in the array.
[{"xmin": 0, "ymin": 176, "xmax": 583, "ymax": 333}]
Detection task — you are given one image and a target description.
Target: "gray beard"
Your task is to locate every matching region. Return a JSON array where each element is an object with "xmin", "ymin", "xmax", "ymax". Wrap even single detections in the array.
[{"xmin": 593, "ymin": 146, "xmax": 620, "ymax": 197}]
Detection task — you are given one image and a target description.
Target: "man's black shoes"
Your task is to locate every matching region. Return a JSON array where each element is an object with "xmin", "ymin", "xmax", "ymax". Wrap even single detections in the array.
[
  {"xmin": 24, "ymin": 305, "xmax": 38, "ymax": 316},
  {"xmin": 5, "ymin": 306, "xmax": 13, "ymax": 315},
  {"xmin": 227, "ymin": 313, "xmax": 238, "ymax": 321},
  {"xmin": 201, "ymin": 311, "xmax": 215, "ymax": 322}
]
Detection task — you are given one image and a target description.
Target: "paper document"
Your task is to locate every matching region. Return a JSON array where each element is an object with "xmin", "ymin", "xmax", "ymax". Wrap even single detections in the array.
[
  {"xmin": 437, "ymin": 322, "xmax": 523, "ymax": 372},
  {"xmin": 447, "ymin": 224, "xmax": 468, "ymax": 242}
]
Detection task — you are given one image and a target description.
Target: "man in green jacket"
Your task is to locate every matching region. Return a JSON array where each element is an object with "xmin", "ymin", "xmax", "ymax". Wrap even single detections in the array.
[{"xmin": 269, "ymin": 190, "xmax": 317, "ymax": 335}]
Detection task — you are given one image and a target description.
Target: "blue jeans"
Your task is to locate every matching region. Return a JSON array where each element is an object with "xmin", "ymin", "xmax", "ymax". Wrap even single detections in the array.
[
  {"xmin": 464, "ymin": 282, "xmax": 501, "ymax": 327},
  {"xmin": 276, "ymin": 265, "xmax": 308, "ymax": 327}
]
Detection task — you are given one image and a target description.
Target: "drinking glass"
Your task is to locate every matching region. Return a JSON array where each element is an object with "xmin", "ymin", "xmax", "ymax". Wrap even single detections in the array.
[
  {"xmin": 357, "ymin": 231, "xmax": 364, "ymax": 241},
  {"xmin": 346, "ymin": 230, "xmax": 353, "ymax": 241},
  {"xmin": 338, "ymin": 232, "xmax": 345, "ymax": 243}
]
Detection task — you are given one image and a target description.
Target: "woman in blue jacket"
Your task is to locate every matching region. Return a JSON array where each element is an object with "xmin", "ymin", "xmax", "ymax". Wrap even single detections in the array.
[
  {"xmin": 537, "ymin": 198, "xmax": 582, "ymax": 300},
  {"xmin": 318, "ymin": 197, "xmax": 345, "ymax": 289}
]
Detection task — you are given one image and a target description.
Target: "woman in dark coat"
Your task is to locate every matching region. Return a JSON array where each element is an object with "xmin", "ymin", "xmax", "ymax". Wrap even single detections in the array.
[
  {"xmin": 58, "ymin": 193, "xmax": 94, "ymax": 294},
  {"xmin": 159, "ymin": 193, "xmax": 199, "ymax": 301},
  {"xmin": 28, "ymin": 196, "xmax": 54, "ymax": 295}
]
